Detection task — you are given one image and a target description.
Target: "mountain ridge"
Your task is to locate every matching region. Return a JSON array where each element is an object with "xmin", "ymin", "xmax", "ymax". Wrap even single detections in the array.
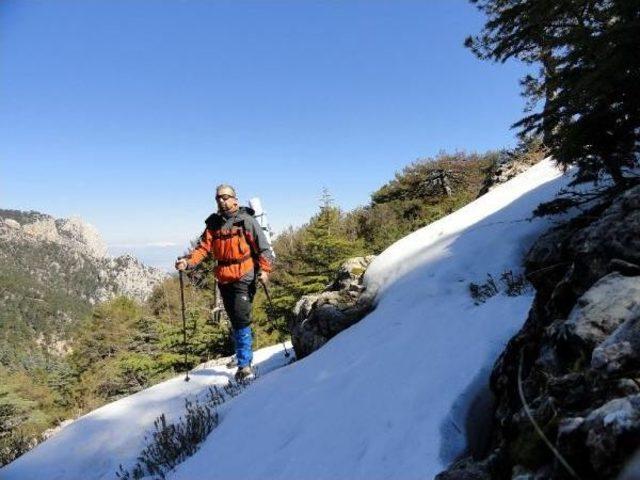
[{"xmin": 0, "ymin": 209, "xmax": 167, "ymax": 305}]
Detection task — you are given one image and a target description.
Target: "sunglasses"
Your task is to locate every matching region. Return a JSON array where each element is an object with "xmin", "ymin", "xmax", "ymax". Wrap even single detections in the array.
[{"xmin": 216, "ymin": 194, "xmax": 235, "ymax": 201}]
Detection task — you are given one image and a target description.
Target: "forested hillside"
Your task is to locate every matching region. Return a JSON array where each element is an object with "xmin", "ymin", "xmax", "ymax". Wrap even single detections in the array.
[{"xmin": 0, "ymin": 212, "xmax": 166, "ymax": 465}]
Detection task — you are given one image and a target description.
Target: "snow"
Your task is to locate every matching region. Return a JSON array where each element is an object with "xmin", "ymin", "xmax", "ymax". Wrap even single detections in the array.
[
  {"xmin": 2, "ymin": 159, "xmax": 575, "ymax": 480},
  {"xmin": 1, "ymin": 345, "xmax": 291, "ymax": 480}
]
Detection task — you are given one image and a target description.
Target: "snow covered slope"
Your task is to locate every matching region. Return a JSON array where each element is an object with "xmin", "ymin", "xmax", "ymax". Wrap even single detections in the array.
[
  {"xmin": 0, "ymin": 346, "xmax": 292, "ymax": 480},
  {"xmin": 2, "ymin": 160, "xmax": 573, "ymax": 480}
]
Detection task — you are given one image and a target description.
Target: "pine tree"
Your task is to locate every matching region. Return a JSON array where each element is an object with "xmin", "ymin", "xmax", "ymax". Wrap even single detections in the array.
[
  {"xmin": 467, "ymin": 0, "xmax": 640, "ymax": 186},
  {"xmin": 267, "ymin": 190, "xmax": 366, "ymax": 327},
  {"xmin": 294, "ymin": 189, "xmax": 365, "ymax": 292}
]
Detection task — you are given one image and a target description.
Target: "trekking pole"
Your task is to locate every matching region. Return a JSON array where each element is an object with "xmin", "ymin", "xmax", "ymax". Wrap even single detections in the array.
[
  {"xmin": 212, "ymin": 276, "xmax": 223, "ymax": 324},
  {"xmin": 259, "ymin": 279, "xmax": 291, "ymax": 358},
  {"xmin": 179, "ymin": 270, "xmax": 191, "ymax": 382}
]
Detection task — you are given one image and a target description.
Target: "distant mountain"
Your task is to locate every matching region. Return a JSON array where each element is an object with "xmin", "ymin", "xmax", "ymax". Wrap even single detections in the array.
[
  {"xmin": 0, "ymin": 209, "xmax": 168, "ymax": 362},
  {"xmin": 0, "ymin": 209, "xmax": 167, "ymax": 302}
]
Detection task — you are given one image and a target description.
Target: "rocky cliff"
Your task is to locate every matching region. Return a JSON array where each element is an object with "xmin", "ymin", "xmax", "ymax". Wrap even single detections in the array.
[
  {"xmin": 438, "ymin": 183, "xmax": 640, "ymax": 479},
  {"xmin": 0, "ymin": 209, "xmax": 167, "ymax": 305}
]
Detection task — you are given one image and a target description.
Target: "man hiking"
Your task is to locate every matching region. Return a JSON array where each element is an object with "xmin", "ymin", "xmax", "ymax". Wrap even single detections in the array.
[{"xmin": 175, "ymin": 184, "xmax": 274, "ymax": 381}]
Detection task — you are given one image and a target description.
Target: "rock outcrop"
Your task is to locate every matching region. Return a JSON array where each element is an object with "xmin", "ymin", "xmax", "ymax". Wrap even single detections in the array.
[
  {"xmin": 95, "ymin": 253, "xmax": 168, "ymax": 303},
  {"xmin": 437, "ymin": 183, "xmax": 640, "ymax": 480},
  {"xmin": 479, "ymin": 148, "xmax": 545, "ymax": 196},
  {"xmin": 289, "ymin": 256, "xmax": 376, "ymax": 359}
]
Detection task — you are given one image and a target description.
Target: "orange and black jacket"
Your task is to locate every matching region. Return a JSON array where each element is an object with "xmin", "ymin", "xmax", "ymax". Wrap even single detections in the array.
[{"xmin": 186, "ymin": 207, "xmax": 274, "ymax": 284}]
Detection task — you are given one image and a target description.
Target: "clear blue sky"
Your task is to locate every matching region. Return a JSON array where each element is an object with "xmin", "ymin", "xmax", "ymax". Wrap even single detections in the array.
[{"xmin": 1, "ymin": 0, "xmax": 528, "ymax": 250}]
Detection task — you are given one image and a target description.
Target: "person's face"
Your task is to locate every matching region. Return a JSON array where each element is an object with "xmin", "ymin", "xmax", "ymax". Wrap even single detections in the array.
[{"xmin": 216, "ymin": 187, "xmax": 239, "ymax": 214}]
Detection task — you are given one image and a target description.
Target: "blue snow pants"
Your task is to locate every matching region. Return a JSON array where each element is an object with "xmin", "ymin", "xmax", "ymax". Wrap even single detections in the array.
[{"xmin": 219, "ymin": 278, "xmax": 256, "ymax": 368}]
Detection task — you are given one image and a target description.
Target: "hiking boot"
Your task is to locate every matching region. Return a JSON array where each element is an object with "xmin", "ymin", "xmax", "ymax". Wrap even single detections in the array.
[{"xmin": 235, "ymin": 365, "xmax": 255, "ymax": 382}]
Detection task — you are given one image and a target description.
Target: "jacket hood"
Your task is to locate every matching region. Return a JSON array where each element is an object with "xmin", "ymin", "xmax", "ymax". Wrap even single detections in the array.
[
  {"xmin": 207, "ymin": 206, "xmax": 255, "ymax": 224},
  {"xmin": 239, "ymin": 206, "xmax": 255, "ymax": 216}
]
